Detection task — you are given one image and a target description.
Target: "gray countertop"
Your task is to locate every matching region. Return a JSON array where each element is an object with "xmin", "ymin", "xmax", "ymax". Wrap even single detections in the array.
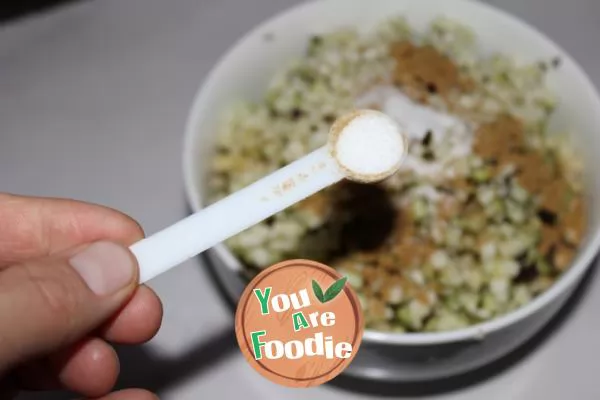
[{"xmin": 2, "ymin": 0, "xmax": 599, "ymax": 398}]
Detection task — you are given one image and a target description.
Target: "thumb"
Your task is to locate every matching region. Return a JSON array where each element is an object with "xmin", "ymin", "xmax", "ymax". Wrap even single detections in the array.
[{"xmin": 0, "ymin": 241, "xmax": 139, "ymax": 372}]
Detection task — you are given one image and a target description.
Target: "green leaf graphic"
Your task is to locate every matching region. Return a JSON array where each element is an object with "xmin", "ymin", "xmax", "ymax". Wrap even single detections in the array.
[
  {"xmin": 312, "ymin": 279, "xmax": 325, "ymax": 303},
  {"xmin": 322, "ymin": 276, "xmax": 348, "ymax": 303}
]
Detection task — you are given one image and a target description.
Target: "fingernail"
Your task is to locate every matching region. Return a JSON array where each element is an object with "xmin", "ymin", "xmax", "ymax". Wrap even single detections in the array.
[{"xmin": 70, "ymin": 242, "xmax": 136, "ymax": 295}]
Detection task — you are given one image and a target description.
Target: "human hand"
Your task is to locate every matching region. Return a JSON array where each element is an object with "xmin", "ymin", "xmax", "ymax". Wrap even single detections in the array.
[{"xmin": 0, "ymin": 193, "xmax": 163, "ymax": 399}]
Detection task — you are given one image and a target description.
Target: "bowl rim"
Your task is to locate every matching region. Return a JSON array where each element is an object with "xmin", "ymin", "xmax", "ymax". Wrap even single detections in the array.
[{"xmin": 182, "ymin": 0, "xmax": 600, "ymax": 345}]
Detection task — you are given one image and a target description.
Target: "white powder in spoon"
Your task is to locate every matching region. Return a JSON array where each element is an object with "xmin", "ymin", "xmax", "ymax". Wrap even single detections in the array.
[{"xmin": 329, "ymin": 109, "xmax": 407, "ymax": 183}]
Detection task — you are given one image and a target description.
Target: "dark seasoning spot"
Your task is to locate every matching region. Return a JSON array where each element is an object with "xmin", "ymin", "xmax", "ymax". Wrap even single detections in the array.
[
  {"xmin": 307, "ymin": 35, "xmax": 323, "ymax": 56},
  {"xmin": 538, "ymin": 57, "xmax": 561, "ymax": 72},
  {"xmin": 538, "ymin": 56, "xmax": 562, "ymax": 72},
  {"xmin": 422, "ymin": 130, "xmax": 433, "ymax": 146},
  {"xmin": 323, "ymin": 114, "xmax": 336, "ymax": 124},
  {"xmin": 422, "ymin": 149, "xmax": 435, "ymax": 161},
  {"xmin": 537, "ymin": 208, "xmax": 557, "ymax": 225},
  {"xmin": 464, "ymin": 192, "xmax": 477, "ymax": 206},
  {"xmin": 290, "ymin": 108, "xmax": 304, "ymax": 120},
  {"xmin": 436, "ymin": 185, "xmax": 454, "ymax": 194},
  {"xmin": 551, "ymin": 57, "xmax": 562, "ymax": 68},
  {"xmin": 311, "ymin": 35, "xmax": 323, "ymax": 46},
  {"xmin": 425, "ymin": 82, "xmax": 438, "ymax": 94},
  {"xmin": 334, "ymin": 182, "xmax": 398, "ymax": 253},
  {"xmin": 514, "ymin": 251, "xmax": 538, "ymax": 283},
  {"xmin": 265, "ymin": 216, "xmax": 275, "ymax": 226}
]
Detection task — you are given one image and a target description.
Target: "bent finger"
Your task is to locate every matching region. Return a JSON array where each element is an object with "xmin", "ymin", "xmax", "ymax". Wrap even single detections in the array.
[
  {"xmin": 101, "ymin": 285, "xmax": 163, "ymax": 344},
  {"xmin": 53, "ymin": 338, "xmax": 120, "ymax": 397},
  {"xmin": 13, "ymin": 337, "xmax": 118, "ymax": 396}
]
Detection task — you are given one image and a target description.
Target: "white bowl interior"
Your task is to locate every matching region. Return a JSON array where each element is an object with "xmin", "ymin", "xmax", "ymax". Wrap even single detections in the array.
[{"xmin": 183, "ymin": 0, "xmax": 600, "ymax": 344}]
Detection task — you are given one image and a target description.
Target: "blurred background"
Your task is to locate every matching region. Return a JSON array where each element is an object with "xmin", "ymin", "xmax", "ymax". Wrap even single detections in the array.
[{"xmin": 2, "ymin": 0, "xmax": 600, "ymax": 399}]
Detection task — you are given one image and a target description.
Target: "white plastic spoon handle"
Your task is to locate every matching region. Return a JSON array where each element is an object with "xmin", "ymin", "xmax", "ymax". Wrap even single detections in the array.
[{"xmin": 131, "ymin": 146, "xmax": 345, "ymax": 283}]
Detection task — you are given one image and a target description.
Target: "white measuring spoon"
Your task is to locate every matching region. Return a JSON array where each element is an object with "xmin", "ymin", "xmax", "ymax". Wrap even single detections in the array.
[{"xmin": 131, "ymin": 109, "xmax": 407, "ymax": 283}]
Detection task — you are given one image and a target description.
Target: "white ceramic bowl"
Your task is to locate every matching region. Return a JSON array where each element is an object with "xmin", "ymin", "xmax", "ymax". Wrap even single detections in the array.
[{"xmin": 183, "ymin": 0, "xmax": 600, "ymax": 381}]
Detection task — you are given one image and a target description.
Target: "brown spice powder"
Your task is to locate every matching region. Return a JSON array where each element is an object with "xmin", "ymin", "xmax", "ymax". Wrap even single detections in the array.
[
  {"xmin": 473, "ymin": 115, "xmax": 585, "ymax": 268},
  {"xmin": 390, "ymin": 41, "xmax": 474, "ymax": 102}
]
